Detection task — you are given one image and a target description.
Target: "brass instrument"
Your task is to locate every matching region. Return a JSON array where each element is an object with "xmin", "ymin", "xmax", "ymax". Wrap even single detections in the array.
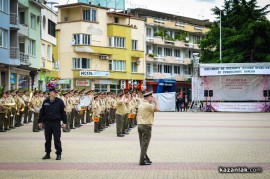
[{"xmin": 0, "ymin": 103, "xmax": 16, "ymax": 118}]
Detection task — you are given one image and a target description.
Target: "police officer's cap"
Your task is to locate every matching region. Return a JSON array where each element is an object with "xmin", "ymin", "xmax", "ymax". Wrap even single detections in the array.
[{"xmin": 143, "ymin": 91, "xmax": 153, "ymax": 97}]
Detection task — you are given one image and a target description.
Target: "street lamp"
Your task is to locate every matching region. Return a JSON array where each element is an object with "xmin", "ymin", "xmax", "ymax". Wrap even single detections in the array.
[{"xmin": 215, "ymin": 6, "xmax": 223, "ymax": 63}]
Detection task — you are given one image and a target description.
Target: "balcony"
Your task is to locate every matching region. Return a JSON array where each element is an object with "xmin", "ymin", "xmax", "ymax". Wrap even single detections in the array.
[
  {"xmin": 10, "ymin": 13, "xmax": 19, "ymax": 29},
  {"xmin": 18, "ymin": 24, "xmax": 29, "ymax": 37},
  {"xmin": 19, "ymin": 52, "xmax": 31, "ymax": 66},
  {"xmin": 146, "ymin": 72, "xmax": 185, "ymax": 81},
  {"xmin": 146, "ymin": 55, "xmax": 192, "ymax": 65},
  {"xmin": 10, "ymin": 47, "xmax": 19, "ymax": 59}
]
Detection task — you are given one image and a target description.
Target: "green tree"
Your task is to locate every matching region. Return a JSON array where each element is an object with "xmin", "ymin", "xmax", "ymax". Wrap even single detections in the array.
[{"xmin": 200, "ymin": 0, "xmax": 270, "ymax": 63}]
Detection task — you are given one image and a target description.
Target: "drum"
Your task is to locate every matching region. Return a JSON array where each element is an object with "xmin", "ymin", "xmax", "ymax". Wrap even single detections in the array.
[
  {"xmin": 93, "ymin": 116, "xmax": 100, "ymax": 122},
  {"xmin": 76, "ymin": 96, "xmax": 91, "ymax": 111},
  {"xmin": 128, "ymin": 113, "xmax": 135, "ymax": 118}
]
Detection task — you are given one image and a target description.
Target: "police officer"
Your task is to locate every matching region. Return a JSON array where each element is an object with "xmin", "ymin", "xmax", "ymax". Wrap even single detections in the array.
[
  {"xmin": 38, "ymin": 88, "xmax": 67, "ymax": 160},
  {"xmin": 137, "ymin": 91, "xmax": 159, "ymax": 165}
]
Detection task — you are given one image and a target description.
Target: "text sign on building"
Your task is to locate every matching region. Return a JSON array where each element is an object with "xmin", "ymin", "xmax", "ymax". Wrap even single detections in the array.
[
  {"xmin": 200, "ymin": 66, "xmax": 270, "ymax": 76},
  {"xmin": 76, "ymin": 80, "xmax": 90, "ymax": 87},
  {"xmin": 95, "ymin": 80, "xmax": 118, "ymax": 85},
  {"xmin": 120, "ymin": 80, "xmax": 126, "ymax": 89},
  {"xmin": 79, "ymin": 71, "xmax": 109, "ymax": 77}
]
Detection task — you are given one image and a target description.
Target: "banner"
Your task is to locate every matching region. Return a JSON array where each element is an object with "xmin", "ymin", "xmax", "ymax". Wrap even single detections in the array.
[
  {"xmin": 205, "ymin": 102, "xmax": 266, "ymax": 112},
  {"xmin": 153, "ymin": 92, "xmax": 176, "ymax": 112},
  {"xmin": 193, "ymin": 75, "xmax": 270, "ymax": 101},
  {"xmin": 200, "ymin": 64, "xmax": 270, "ymax": 76},
  {"xmin": 76, "ymin": 80, "xmax": 90, "ymax": 86}
]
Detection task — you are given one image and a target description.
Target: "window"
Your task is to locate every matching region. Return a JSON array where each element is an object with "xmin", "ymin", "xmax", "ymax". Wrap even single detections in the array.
[
  {"xmin": 146, "ymin": 28, "xmax": 152, "ymax": 37},
  {"xmin": 0, "ymin": 28, "xmax": 7, "ymax": 48},
  {"xmin": 109, "ymin": 60, "xmax": 126, "ymax": 71},
  {"xmin": 174, "ymin": 49, "xmax": 181, "ymax": 57},
  {"xmin": 132, "ymin": 40, "xmax": 138, "ymax": 50},
  {"xmin": 108, "ymin": 37, "xmax": 125, "ymax": 48},
  {"xmin": 131, "ymin": 62, "xmax": 137, "ymax": 72},
  {"xmin": 0, "ymin": 0, "xmax": 8, "ymax": 13},
  {"xmin": 146, "ymin": 45, "xmax": 152, "ymax": 54},
  {"xmin": 114, "ymin": 17, "xmax": 119, "ymax": 23},
  {"xmin": 164, "ymin": 65, "xmax": 172, "ymax": 74},
  {"xmin": 41, "ymin": 43, "xmax": 45, "ymax": 58},
  {"xmin": 73, "ymin": 58, "xmax": 90, "ymax": 69},
  {"xmin": 47, "ymin": 45, "xmax": 52, "ymax": 61},
  {"xmin": 174, "ymin": 66, "xmax": 180, "ymax": 74},
  {"xmin": 157, "ymin": 47, "xmax": 162, "ymax": 56},
  {"xmin": 29, "ymin": 40, "xmax": 35, "ymax": 56},
  {"xmin": 158, "ymin": 64, "xmax": 162, "ymax": 73},
  {"xmin": 48, "ymin": 19, "xmax": 56, "ymax": 37},
  {"xmin": 164, "ymin": 48, "xmax": 172, "ymax": 56},
  {"xmin": 193, "ymin": 35, "xmax": 201, "ymax": 44},
  {"xmin": 73, "ymin": 34, "xmax": 91, "ymax": 45},
  {"xmin": 30, "ymin": 14, "xmax": 36, "ymax": 29},
  {"xmin": 19, "ymin": 12, "xmax": 25, "ymax": 24},
  {"xmin": 83, "ymin": 9, "xmax": 97, "ymax": 22}
]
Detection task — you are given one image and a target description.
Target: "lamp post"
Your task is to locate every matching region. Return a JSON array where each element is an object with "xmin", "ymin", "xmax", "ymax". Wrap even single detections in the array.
[{"xmin": 215, "ymin": 6, "xmax": 223, "ymax": 63}]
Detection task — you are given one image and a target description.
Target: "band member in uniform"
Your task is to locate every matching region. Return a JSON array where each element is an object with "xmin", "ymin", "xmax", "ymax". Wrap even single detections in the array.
[
  {"xmin": 123, "ymin": 90, "xmax": 131, "ymax": 134},
  {"xmin": 38, "ymin": 87, "xmax": 67, "ymax": 160},
  {"xmin": 0, "ymin": 92, "xmax": 8, "ymax": 132},
  {"xmin": 31, "ymin": 91, "xmax": 42, "ymax": 132},
  {"xmin": 73, "ymin": 90, "xmax": 81, "ymax": 128},
  {"xmin": 115, "ymin": 92, "xmax": 126, "ymax": 137},
  {"xmin": 92, "ymin": 94, "xmax": 101, "ymax": 133},
  {"xmin": 62, "ymin": 91, "xmax": 72, "ymax": 132},
  {"xmin": 22, "ymin": 90, "xmax": 32, "ymax": 123},
  {"xmin": 137, "ymin": 91, "xmax": 159, "ymax": 165},
  {"xmin": 14, "ymin": 90, "xmax": 25, "ymax": 127},
  {"xmin": 7, "ymin": 90, "xmax": 16, "ymax": 129}
]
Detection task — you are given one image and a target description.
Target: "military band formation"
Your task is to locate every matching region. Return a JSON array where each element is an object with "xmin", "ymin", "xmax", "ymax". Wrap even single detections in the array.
[{"xmin": 0, "ymin": 89, "xmax": 144, "ymax": 137}]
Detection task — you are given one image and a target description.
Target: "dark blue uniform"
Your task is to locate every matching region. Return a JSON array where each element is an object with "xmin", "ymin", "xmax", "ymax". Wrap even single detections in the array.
[{"xmin": 38, "ymin": 97, "xmax": 67, "ymax": 155}]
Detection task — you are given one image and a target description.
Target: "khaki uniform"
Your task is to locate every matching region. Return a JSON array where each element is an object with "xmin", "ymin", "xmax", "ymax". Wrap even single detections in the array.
[
  {"xmin": 14, "ymin": 95, "xmax": 25, "ymax": 127},
  {"xmin": 115, "ymin": 98, "xmax": 127, "ymax": 135},
  {"xmin": 22, "ymin": 94, "xmax": 32, "ymax": 123},
  {"xmin": 31, "ymin": 96, "xmax": 42, "ymax": 132},
  {"xmin": 63, "ymin": 97, "xmax": 72, "ymax": 132},
  {"xmin": 92, "ymin": 99, "xmax": 101, "ymax": 132},
  {"xmin": 7, "ymin": 95, "xmax": 16, "ymax": 128},
  {"xmin": 137, "ymin": 99, "xmax": 155, "ymax": 164},
  {"xmin": 0, "ymin": 97, "xmax": 9, "ymax": 131},
  {"xmin": 71, "ymin": 96, "xmax": 80, "ymax": 128}
]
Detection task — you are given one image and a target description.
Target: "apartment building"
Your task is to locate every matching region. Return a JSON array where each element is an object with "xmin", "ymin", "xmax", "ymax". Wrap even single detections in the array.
[
  {"xmin": 129, "ymin": 8, "xmax": 211, "ymax": 95},
  {"xmin": 56, "ymin": 3, "xmax": 145, "ymax": 92}
]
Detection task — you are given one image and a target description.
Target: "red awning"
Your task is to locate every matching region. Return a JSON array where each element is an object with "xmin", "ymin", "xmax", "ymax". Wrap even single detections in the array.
[
  {"xmin": 146, "ymin": 81, "xmax": 158, "ymax": 85},
  {"xmin": 176, "ymin": 82, "xmax": 191, "ymax": 87}
]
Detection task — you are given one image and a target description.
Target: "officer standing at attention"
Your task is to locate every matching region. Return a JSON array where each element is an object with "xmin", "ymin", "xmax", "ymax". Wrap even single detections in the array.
[
  {"xmin": 38, "ymin": 87, "xmax": 67, "ymax": 160},
  {"xmin": 137, "ymin": 91, "xmax": 159, "ymax": 165}
]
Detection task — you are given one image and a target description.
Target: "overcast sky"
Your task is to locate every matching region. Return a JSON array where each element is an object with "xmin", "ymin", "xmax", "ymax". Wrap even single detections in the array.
[{"xmin": 56, "ymin": 0, "xmax": 270, "ymax": 21}]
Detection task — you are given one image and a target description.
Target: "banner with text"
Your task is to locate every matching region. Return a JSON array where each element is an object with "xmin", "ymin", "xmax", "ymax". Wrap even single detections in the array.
[
  {"xmin": 80, "ymin": 71, "xmax": 109, "ymax": 77},
  {"xmin": 205, "ymin": 102, "xmax": 266, "ymax": 112},
  {"xmin": 193, "ymin": 75, "xmax": 270, "ymax": 101}
]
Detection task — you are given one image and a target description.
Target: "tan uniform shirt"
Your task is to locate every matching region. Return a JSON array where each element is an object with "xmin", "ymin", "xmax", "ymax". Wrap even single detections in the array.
[
  {"xmin": 116, "ymin": 98, "xmax": 127, "ymax": 115},
  {"xmin": 137, "ymin": 100, "xmax": 155, "ymax": 125},
  {"xmin": 92, "ymin": 100, "xmax": 101, "ymax": 117}
]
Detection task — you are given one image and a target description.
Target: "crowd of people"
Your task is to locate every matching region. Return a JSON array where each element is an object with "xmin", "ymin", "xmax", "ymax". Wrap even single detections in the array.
[{"xmin": 0, "ymin": 89, "xmax": 144, "ymax": 137}]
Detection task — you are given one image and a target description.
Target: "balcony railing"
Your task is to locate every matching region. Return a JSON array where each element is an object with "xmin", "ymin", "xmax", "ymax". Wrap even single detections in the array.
[
  {"xmin": 10, "ymin": 47, "xmax": 19, "ymax": 59},
  {"xmin": 10, "ymin": 13, "xmax": 18, "ymax": 25},
  {"xmin": 19, "ymin": 52, "xmax": 30, "ymax": 65}
]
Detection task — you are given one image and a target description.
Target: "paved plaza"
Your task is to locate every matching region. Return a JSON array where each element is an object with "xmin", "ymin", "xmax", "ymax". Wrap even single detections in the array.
[{"xmin": 0, "ymin": 112, "xmax": 270, "ymax": 179}]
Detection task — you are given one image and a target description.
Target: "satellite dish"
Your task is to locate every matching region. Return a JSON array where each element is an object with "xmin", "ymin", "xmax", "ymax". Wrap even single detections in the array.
[
  {"xmin": 71, "ymin": 39, "xmax": 76, "ymax": 45},
  {"xmin": 185, "ymin": 37, "xmax": 189, "ymax": 41}
]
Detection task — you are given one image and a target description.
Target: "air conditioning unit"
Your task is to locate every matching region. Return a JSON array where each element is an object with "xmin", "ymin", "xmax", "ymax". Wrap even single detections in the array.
[
  {"xmin": 100, "ymin": 55, "xmax": 109, "ymax": 60},
  {"xmin": 37, "ymin": 16, "xmax": 41, "ymax": 22}
]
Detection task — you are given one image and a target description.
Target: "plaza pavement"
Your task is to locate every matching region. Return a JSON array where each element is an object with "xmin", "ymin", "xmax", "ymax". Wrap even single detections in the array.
[{"xmin": 0, "ymin": 112, "xmax": 270, "ymax": 179}]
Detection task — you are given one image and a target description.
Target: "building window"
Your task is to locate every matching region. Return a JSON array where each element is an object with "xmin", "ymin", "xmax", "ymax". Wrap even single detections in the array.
[
  {"xmin": 164, "ymin": 48, "xmax": 172, "ymax": 56},
  {"xmin": 0, "ymin": 0, "xmax": 8, "ymax": 13},
  {"xmin": 174, "ymin": 49, "xmax": 181, "ymax": 57},
  {"xmin": 0, "ymin": 28, "xmax": 7, "ymax": 48},
  {"xmin": 146, "ymin": 45, "xmax": 152, "ymax": 54},
  {"xmin": 158, "ymin": 64, "xmax": 162, "ymax": 73},
  {"xmin": 19, "ymin": 12, "xmax": 25, "ymax": 24},
  {"xmin": 83, "ymin": 9, "xmax": 97, "ymax": 22},
  {"xmin": 29, "ymin": 39, "xmax": 35, "ymax": 56},
  {"xmin": 30, "ymin": 14, "xmax": 36, "ymax": 29},
  {"xmin": 94, "ymin": 84, "xmax": 107, "ymax": 92},
  {"xmin": 132, "ymin": 40, "xmax": 138, "ymax": 50},
  {"xmin": 73, "ymin": 58, "xmax": 90, "ymax": 69},
  {"xmin": 47, "ymin": 45, "xmax": 52, "ymax": 61},
  {"xmin": 109, "ymin": 60, "xmax": 126, "ymax": 71},
  {"xmin": 157, "ymin": 47, "xmax": 163, "ymax": 56},
  {"xmin": 114, "ymin": 17, "xmax": 119, "ymax": 23},
  {"xmin": 146, "ymin": 28, "xmax": 152, "ymax": 37},
  {"xmin": 131, "ymin": 62, "xmax": 137, "ymax": 72},
  {"xmin": 48, "ymin": 19, "xmax": 56, "ymax": 37},
  {"xmin": 108, "ymin": 37, "xmax": 125, "ymax": 48},
  {"xmin": 164, "ymin": 65, "xmax": 172, "ymax": 74},
  {"xmin": 18, "ymin": 75, "xmax": 28, "ymax": 90},
  {"xmin": 193, "ymin": 35, "xmax": 201, "ymax": 44},
  {"xmin": 174, "ymin": 66, "xmax": 180, "ymax": 74},
  {"xmin": 73, "ymin": 34, "xmax": 91, "ymax": 45},
  {"xmin": 41, "ymin": 43, "xmax": 45, "ymax": 58}
]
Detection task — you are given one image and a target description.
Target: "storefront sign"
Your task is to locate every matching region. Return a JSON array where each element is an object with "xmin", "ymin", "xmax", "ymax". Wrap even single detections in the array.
[
  {"xmin": 120, "ymin": 80, "xmax": 126, "ymax": 89},
  {"xmin": 80, "ymin": 71, "xmax": 109, "ymax": 77},
  {"xmin": 94, "ymin": 80, "xmax": 118, "ymax": 85},
  {"xmin": 10, "ymin": 73, "xmax": 16, "ymax": 85},
  {"xmin": 76, "ymin": 80, "xmax": 90, "ymax": 86},
  {"xmin": 200, "ymin": 65, "xmax": 270, "ymax": 76},
  {"xmin": 205, "ymin": 102, "xmax": 265, "ymax": 112},
  {"xmin": 58, "ymin": 79, "xmax": 70, "ymax": 84}
]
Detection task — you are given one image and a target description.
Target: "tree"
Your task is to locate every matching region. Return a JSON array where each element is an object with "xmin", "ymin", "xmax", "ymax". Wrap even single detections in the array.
[{"xmin": 199, "ymin": 0, "xmax": 270, "ymax": 63}]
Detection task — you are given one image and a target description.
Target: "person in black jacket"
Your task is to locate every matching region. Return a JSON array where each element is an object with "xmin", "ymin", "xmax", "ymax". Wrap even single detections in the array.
[{"xmin": 38, "ymin": 88, "xmax": 67, "ymax": 160}]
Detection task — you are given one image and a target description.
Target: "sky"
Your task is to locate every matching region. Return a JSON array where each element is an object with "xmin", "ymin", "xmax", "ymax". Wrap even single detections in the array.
[{"xmin": 56, "ymin": 0, "xmax": 270, "ymax": 21}]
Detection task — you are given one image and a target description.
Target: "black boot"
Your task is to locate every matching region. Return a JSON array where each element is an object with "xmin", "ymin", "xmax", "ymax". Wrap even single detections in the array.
[
  {"xmin": 42, "ymin": 153, "xmax": 51, "ymax": 159},
  {"xmin": 56, "ymin": 154, "xmax": 61, "ymax": 160}
]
